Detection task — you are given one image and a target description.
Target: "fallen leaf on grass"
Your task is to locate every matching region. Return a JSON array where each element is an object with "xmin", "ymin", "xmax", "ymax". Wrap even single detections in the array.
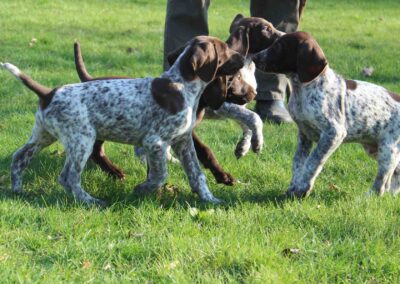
[
  {"xmin": 189, "ymin": 207, "xmax": 199, "ymax": 217},
  {"xmin": 362, "ymin": 66, "xmax": 374, "ymax": 77},
  {"xmin": 282, "ymin": 248, "xmax": 301, "ymax": 256},
  {"xmin": 103, "ymin": 263, "xmax": 113, "ymax": 271},
  {"xmin": 165, "ymin": 260, "xmax": 179, "ymax": 270},
  {"xmin": 82, "ymin": 260, "xmax": 92, "ymax": 269},
  {"xmin": 329, "ymin": 184, "xmax": 340, "ymax": 191},
  {"xmin": 128, "ymin": 231, "xmax": 144, "ymax": 238},
  {"xmin": 50, "ymin": 149, "xmax": 64, "ymax": 157},
  {"xmin": 29, "ymin": 37, "xmax": 37, "ymax": 47}
]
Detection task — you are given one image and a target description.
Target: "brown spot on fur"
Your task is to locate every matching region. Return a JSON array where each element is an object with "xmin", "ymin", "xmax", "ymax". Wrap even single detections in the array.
[
  {"xmin": 345, "ymin": 79, "xmax": 357, "ymax": 91},
  {"xmin": 388, "ymin": 91, "xmax": 400, "ymax": 103},
  {"xmin": 151, "ymin": 78, "xmax": 184, "ymax": 114}
]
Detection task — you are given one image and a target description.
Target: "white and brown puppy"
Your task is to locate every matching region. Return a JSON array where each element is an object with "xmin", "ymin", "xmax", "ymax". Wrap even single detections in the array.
[
  {"xmin": 2, "ymin": 36, "xmax": 244, "ymax": 206},
  {"xmin": 253, "ymin": 31, "xmax": 400, "ymax": 197}
]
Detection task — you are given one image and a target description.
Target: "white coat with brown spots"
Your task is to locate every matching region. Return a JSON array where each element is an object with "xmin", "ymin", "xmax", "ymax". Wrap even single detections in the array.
[{"xmin": 2, "ymin": 36, "xmax": 244, "ymax": 206}]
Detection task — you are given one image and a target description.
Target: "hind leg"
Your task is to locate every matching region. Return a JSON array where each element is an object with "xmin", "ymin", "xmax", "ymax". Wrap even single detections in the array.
[
  {"xmin": 370, "ymin": 142, "xmax": 400, "ymax": 196},
  {"xmin": 11, "ymin": 123, "xmax": 55, "ymax": 193},
  {"xmin": 90, "ymin": 140, "xmax": 125, "ymax": 180},
  {"xmin": 134, "ymin": 136, "xmax": 168, "ymax": 195},
  {"xmin": 388, "ymin": 162, "xmax": 400, "ymax": 195},
  {"xmin": 58, "ymin": 129, "xmax": 104, "ymax": 206}
]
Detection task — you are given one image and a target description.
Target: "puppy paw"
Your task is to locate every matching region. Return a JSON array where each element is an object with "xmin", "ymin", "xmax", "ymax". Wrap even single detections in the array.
[
  {"xmin": 286, "ymin": 184, "xmax": 311, "ymax": 198},
  {"xmin": 251, "ymin": 134, "xmax": 263, "ymax": 154},
  {"xmin": 199, "ymin": 193, "xmax": 223, "ymax": 204},
  {"xmin": 235, "ymin": 138, "xmax": 251, "ymax": 159},
  {"xmin": 133, "ymin": 182, "xmax": 159, "ymax": 196},
  {"xmin": 215, "ymin": 172, "xmax": 236, "ymax": 186}
]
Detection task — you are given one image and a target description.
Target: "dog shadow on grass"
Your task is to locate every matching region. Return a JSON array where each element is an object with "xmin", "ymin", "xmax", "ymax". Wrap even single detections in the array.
[{"xmin": 0, "ymin": 151, "xmax": 344, "ymax": 211}]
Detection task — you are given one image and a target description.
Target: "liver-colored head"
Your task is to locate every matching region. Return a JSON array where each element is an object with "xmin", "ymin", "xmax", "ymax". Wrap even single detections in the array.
[
  {"xmin": 252, "ymin": 32, "xmax": 328, "ymax": 83},
  {"xmin": 227, "ymin": 14, "xmax": 285, "ymax": 56},
  {"xmin": 168, "ymin": 36, "xmax": 244, "ymax": 83}
]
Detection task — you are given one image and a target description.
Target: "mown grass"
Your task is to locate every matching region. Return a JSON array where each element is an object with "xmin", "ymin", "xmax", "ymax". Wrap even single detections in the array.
[{"xmin": 0, "ymin": 0, "xmax": 400, "ymax": 282}]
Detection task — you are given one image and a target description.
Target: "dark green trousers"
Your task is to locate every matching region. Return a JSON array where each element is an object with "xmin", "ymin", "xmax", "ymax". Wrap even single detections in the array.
[{"xmin": 163, "ymin": 0, "xmax": 306, "ymax": 101}]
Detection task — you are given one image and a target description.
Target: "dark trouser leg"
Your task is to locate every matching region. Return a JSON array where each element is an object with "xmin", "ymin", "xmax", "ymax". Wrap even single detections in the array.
[
  {"xmin": 250, "ymin": 0, "xmax": 307, "ymax": 123},
  {"xmin": 163, "ymin": 0, "xmax": 210, "ymax": 70}
]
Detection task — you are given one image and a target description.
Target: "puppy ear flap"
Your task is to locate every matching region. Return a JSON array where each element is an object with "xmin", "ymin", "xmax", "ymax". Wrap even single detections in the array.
[
  {"xmin": 297, "ymin": 38, "xmax": 328, "ymax": 83},
  {"xmin": 201, "ymin": 77, "xmax": 227, "ymax": 110},
  {"xmin": 229, "ymin": 14, "xmax": 245, "ymax": 33},
  {"xmin": 167, "ymin": 45, "xmax": 187, "ymax": 67},
  {"xmin": 226, "ymin": 26, "xmax": 250, "ymax": 57},
  {"xmin": 191, "ymin": 42, "xmax": 219, "ymax": 82}
]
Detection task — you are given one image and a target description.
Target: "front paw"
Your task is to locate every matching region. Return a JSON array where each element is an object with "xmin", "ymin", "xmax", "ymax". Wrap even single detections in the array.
[
  {"xmin": 133, "ymin": 182, "xmax": 159, "ymax": 196},
  {"xmin": 251, "ymin": 134, "xmax": 263, "ymax": 154},
  {"xmin": 109, "ymin": 168, "xmax": 126, "ymax": 181},
  {"xmin": 215, "ymin": 172, "xmax": 236, "ymax": 186},
  {"xmin": 197, "ymin": 191, "xmax": 223, "ymax": 204},
  {"xmin": 235, "ymin": 138, "xmax": 251, "ymax": 159},
  {"xmin": 286, "ymin": 184, "xmax": 311, "ymax": 198}
]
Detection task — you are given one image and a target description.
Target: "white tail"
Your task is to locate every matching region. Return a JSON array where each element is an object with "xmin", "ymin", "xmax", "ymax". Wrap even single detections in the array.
[{"xmin": 1, "ymin": 62, "xmax": 22, "ymax": 78}]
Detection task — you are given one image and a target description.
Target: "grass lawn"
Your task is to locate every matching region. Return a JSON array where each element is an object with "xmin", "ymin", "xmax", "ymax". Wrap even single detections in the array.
[{"xmin": 1, "ymin": 0, "xmax": 400, "ymax": 282}]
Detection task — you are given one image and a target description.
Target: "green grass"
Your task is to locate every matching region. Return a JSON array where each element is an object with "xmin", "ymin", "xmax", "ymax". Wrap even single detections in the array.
[{"xmin": 0, "ymin": 0, "xmax": 400, "ymax": 282}]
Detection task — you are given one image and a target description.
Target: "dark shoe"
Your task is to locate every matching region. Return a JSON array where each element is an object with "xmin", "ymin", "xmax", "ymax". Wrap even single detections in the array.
[{"xmin": 255, "ymin": 100, "xmax": 293, "ymax": 124}]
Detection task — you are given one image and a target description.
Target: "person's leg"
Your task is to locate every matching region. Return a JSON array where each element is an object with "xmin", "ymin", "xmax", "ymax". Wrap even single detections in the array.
[
  {"xmin": 250, "ymin": 0, "xmax": 307, "ymax": 124},
  {"xmin": 163, "ymin": 0, "xmax": 210, "ymax": 70}
]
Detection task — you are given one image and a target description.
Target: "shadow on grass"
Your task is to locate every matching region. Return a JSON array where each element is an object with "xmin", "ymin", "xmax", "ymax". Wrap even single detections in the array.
[{"xmin": 0, "ymin": 150, "xmax": 345, "ymax": 212}]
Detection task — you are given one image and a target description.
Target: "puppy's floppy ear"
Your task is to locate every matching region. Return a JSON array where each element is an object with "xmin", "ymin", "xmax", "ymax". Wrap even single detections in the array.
[
  {"xmin": 226, "ymin": 26, "xmax": 250, "ymax": 57},
  {"xmin": 229, "ymin": 14, "xmax": 245, "ymax": 33},
  {"xmin": 191, "ymin": 41, "xmax": 219, "ymax": 82},
  {"xmin": 296, "ymin": 38, "xmax": 328, "ymax": 83},
  {"xmin": 167, "ymin": 45, "xmax": 187, "ymax": 67},
  {"xmin": 201, "ymin": 77, "xmax": 227, "ymax": 110}
]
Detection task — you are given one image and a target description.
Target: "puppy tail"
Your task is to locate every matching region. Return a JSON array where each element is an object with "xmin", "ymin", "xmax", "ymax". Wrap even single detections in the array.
[
  {"xmin": 1, "ymin": 62, "xmax": 52, "ymax": 98},
  {"xmin": 74, "ymin": 41, "xmax": 93, "ymax": 82}
]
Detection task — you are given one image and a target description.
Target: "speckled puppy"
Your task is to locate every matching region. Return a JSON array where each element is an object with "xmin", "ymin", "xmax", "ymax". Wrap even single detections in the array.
[
  {"xmin": 1, "ymin": 36, "xmax": 244, "ymax": 206},
  {"xmin": 253, "ymin": 31, "xmax": 400, "ymax": 197}
]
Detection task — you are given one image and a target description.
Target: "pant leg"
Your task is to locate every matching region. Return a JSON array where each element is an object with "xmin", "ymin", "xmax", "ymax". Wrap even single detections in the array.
[
  {"xmin": 163, "ymin": 0, "xmax": 210, "ymax": 70},
  {"xmin": 250, "ymin": 0, "xmax": 306, "ymax": 101}
]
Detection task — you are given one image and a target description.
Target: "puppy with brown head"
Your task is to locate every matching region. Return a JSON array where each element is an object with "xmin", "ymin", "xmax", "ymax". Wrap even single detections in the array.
[
  {"xmin": 253, "ymin": 31, "xmax": 400, "ymax": 198},
  {"xmin": 2, "ymin": 35, "xmax": 244, "ymax": 206},
  {"xmin": 74, "ymin": 39, "xmax": 255, "ymax": 185}
]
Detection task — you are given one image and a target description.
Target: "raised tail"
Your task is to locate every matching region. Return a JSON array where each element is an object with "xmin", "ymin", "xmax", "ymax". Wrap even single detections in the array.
[
  {"xmin": 1, "ymin": 62, "xmax": 52, "ymax": 98},
  {"xmin": 74, "ymin": 41, "xmax": 93, "ymax": 82}
]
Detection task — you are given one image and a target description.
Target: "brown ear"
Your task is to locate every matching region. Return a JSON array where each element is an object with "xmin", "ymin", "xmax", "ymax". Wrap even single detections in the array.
[
  {"xmin": 188, "ymin": 42, "xmax": 219, "ymax": 82},
  {"xmin": 167, "ymin": 45, "xmax": 186, "ymax": 67},
  {"xmin": 226, "ymin": 26, "xmax": 250, "ymax": 57},
  {"xmin": 229, "ymin": 14, "xmax": 245, "ymax": 33},
  {"xmin": 297, "ymin": 38, "xmax": 328, "ymax": 83},
  {"xmin": 201, "ymin": 77, "xmax": 227, "ymax": 110}
]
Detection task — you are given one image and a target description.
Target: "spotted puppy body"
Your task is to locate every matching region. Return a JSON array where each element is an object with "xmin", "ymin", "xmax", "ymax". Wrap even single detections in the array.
[
  {"xmin": 2, "ymin": 36, "xmax": 244, "ymax": 205},
  {"xmin": 253, "ymin": 31, "xmax": 400, "ymax": 197}
]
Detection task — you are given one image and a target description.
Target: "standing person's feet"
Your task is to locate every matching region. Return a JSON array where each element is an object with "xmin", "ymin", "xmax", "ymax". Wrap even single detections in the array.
[{"xmin": 255, "ymin": 100, "xmax": 293, "ymax": 124}]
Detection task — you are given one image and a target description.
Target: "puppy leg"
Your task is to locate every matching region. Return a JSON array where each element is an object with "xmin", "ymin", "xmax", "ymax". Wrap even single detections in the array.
[
  {"xmin": 172, "ymin": 136, "xmax": 221, "ymax": 204},
  {"xmin": 134, "ymin": 138, "xmax": 168, "ymax": 195},
  {"xmin": 90, "ymin": 140, "xmax": 125, "ymax": 180},
  {"xmin": 287, "ymin": 130, "xmax": 313, "ymax": 192},
  {"xmin": 193, "ymin": 131, "xmax": 236, "ymax": 185},
  {"xmin": 389, "ymin": 162, "xmax": 400, "ymax": 195},
  {"xmin": 58, "ymin": 129, "xmax": 104, "ymax": 206},
  {"xmin": 370, "ymin": 143, "xmax": 400, "ymax": 196},
  {"xmin": 287, "ymin": 126, "xmax": 346, "ymax": 197},
  {"xmin": 215, "ymin": 102, "xmax": 263, "ymax": 155},
  {"xmin": 234, "ymin": 121, "xmax": 252, "ymax": 159},
  {"xmin": 11, "ymin": 122, "xmax": 55, "ymax": 193}
]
